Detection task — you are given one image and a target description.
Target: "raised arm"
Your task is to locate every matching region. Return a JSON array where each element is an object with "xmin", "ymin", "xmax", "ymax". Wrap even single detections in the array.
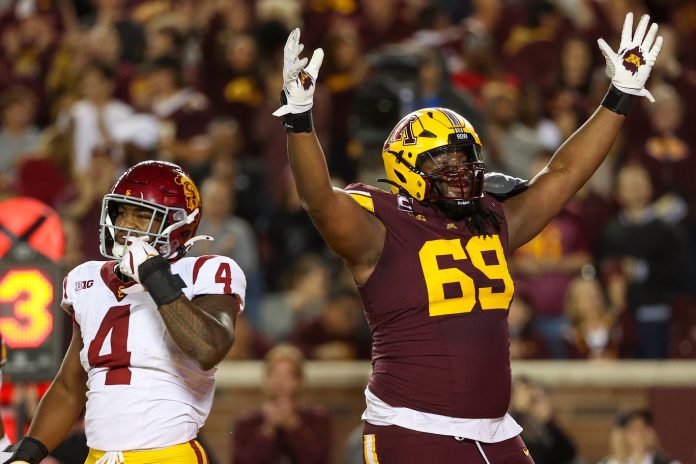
[
  {"xmin": 273, "ymin": 29, "xmax": 385, "ymax": 283},
  {"xmin": 503, "ymin": 13, "xmax": 663, "ymax": 251},
  {"xmin": 5, "ymin": 323, "xmax": 87, "ymax": 464}
]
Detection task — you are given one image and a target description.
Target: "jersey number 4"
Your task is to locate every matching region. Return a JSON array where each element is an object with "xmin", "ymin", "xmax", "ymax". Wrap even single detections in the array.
[
  {"xmin": 419, "ymin": 235, "xmax": 514, "ymax": 317},
  {"xmin": 87, "ymin": 304, "xmax": 132, "ymax": 385},
  {"xmin": 86, "ymin": 262, "xmax": 235, "ymax": 385}
]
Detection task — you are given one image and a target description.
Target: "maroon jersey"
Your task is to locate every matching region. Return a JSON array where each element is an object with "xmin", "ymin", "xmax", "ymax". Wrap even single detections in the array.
[{"xmin": 346, "ymin": 183, "xmax": 514, "ymax": 419}]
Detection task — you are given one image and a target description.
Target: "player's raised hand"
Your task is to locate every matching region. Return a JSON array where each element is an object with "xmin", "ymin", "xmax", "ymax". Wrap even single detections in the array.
[
  {"xmin": 119, "ymin": 236, "xmax": 186, "ymax": 305},
  {"xmin": 119, "ymin": 236, "xmax": 159, "ymax": 284},
  {"xmin": 273, "ymin": 28, "xmax": 324, "ymax": 132},
  {"xmin": 597, "ymin": 12, "xmax": 663, "ymax": 102}
]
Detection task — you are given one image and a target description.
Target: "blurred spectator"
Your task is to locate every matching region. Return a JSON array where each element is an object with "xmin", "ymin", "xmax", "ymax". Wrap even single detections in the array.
[
  {"xmin": 65, "ymin": 61, "xmax": 133, "ymax": 174},
  {"xmin": 494, "ymin": 0, "xmax": 569, "ymax": 88},
  {"xmin": 357, "ymin": 0, "xmax": 414, "ymax": 52},
  {"xmin": 196, "ymin": 176, "xmax": 259, "ymax": 280},
  {"xmin": 261, "ymin": 171, "xmax": 328, "ymax": 290},
  {"xmin": 206, "ymin": 117, "xmax": 270, "ymax": 225},
  {"xmin": 231, "ymin": 344, "xmax": 332, "ymax": 464},
  {"xmin": 290, "ymin": 287, "xmax": 371, "ymax": 360},
  {"xmin": 623, "ymin": 84, "xmax": 696, "ymax": 219},
  {"xmin": 599, "ymin": 409, "xmax": 680, "ymax": 464},
  {"xmin": 598, "ymin": 162, "xmax": 687, "ymax": 359},
  {"xmin": 0, "ymin": 11, "xmax": 57, "ymax": 122},
  {"xmin": 251, "ymin": 63, "xmax": 331, "ymax": 207},
  {"xmin": 258, "ymin": 254, "xmax": 329, "ymax": 342},
  {"xmin": 195, "ymin": 175, "xmax": 262, "ymax": 319},
  {"xmin": 512, "ymin": 153, "xmax": 592, "ymax": 358},
  {"xmin": 322, "ymin": 22, "xmax": 367, "ymax": 182},
  {"xmin": 145, "ymin": 24, "xmax": 185, "ymax": 61},
  {"xmin": 554, "ymin": 35, "xmax": 596, "ymax": 100},
  {"xmin": 225, "ymin": 312, "xmax": 272, "ymax": 361},
  {"xmin": 58, "ymin": 151, "xmax": 120, "ymax": 261},
  {"xmin": 198, "ymin": 0, "xmax": 254, "ymax": 96},
  {"xmin": 213, "ymin": 33, "xmax": 263, "ymax": 146},
  {"xmin": 649, "ymin": 25, "xmax": 696, "ymax": 131},
  {"xmin": 403, "ymin": 48, "xmax": 483, "ymax": 138},
  {"xmin": 0, "ymin": 85, "xmax": 40, "ymax": 184},
  {"xmin": 563, "ymin": 275, "xmax": 624, "ymax": 360},
  {"xmin": 79, "ymin": 0, "xmax": 145, "ymax": 64},
  {"xmin": 451, "ymin": 25, "xmax": 515, "ymax": 103},
  {"xmin": 145, "ymin": 54, "xmax": 212, "ymax": 170},
  {"xmin": 567, "ymin": 174, "xmax": 617, "ymax": 252},
  {"xmin": 11, "ymin": 126, "xmax": 73, "ymax": 207},
  {"xmin": 493, "ymin": 84, "xmax": 561, "ymax": 178},
  {"xmin": 510, "ymin": 376, "xmax": 576, "ymax": 464},
  {"xmin": 479, "ymin": 80, "xmax": 519, "ymax": 174},
  {"xmin": 110, "ymin": 112, "xmax": 161, "ymax": 167},
  {"xmin": 508, "ymin": 294, "xmax": 548, "ymax": 360}
]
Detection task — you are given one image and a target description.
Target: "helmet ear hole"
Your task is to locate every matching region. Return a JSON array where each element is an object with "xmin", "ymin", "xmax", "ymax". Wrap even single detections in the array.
[{"xmin": 394, "ymin": 170, "xmax": 407, "ymax": 184}]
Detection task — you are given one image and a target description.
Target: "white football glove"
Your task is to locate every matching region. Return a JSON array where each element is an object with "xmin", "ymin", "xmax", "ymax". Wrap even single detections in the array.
[
  {"xmin": 119, "ymin": 236, "xmax": 159, "ymax": 284},
  {"xmin": 273, "ymin": 28, "xmax": 324, "ymax": 117},
  {"xmin": 597, "ymin": 12, "xmax": 663, "ymax": 102}
]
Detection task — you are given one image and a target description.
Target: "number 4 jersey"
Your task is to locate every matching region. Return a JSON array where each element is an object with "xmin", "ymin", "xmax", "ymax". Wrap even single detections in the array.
[
  {"xmin": 61, "ymin": 255, "xmax": 246, "ymax": 451},
  {"xmin": 346, "ymin": 183, "xmax": 522, "ymax": 442}
]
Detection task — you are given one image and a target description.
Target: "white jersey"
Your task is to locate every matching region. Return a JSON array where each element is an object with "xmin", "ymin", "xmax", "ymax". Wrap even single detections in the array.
[{"xmin": 61, "ymin": 255, "xmax": 246, "ymax": 451}]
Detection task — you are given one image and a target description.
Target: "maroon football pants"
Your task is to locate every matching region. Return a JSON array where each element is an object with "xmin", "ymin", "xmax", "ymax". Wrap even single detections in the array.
[{"xmin": 362, "ymin": 422, "xmax": 535, "ymax": 464}]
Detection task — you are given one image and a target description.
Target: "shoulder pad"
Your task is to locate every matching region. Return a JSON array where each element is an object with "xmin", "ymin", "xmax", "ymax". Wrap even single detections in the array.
[{"xmin": 484, "ymin": 172, "xmax": 528, "ymax": 199}]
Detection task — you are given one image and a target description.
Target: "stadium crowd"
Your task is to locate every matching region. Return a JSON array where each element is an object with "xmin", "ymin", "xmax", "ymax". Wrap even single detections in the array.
[
  {"xmin": 0, "ymin": 0, "xmax": 694, "ymax": 461},
  {"xmin": 2, "ymin": 0, "xmax": 693, "ymax": 362}
]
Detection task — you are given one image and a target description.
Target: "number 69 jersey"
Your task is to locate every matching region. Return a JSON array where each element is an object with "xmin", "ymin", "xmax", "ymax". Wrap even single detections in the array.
[
  {"xmin": 346, "ymin": 183, "xmax": 514, "ymax": 421},
  {"xmin": 61, "ymin": 255, "xmax": 246, "ymax": 451}
]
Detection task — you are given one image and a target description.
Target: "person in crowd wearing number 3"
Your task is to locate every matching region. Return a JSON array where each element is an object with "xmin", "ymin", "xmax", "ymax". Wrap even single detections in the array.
[
  {"xmin": 4, "ymin": 161, "xmax": 246, "ymax": 464},
  {"xmin": 273, "ymin": 12, "xmax": 663, "ymax": 464}
]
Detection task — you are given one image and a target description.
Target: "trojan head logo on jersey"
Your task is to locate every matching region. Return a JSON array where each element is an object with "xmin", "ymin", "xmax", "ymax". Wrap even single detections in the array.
[
  {"xmin": 622, "ymin": 46, "xmax": 644, "ymax": 74},
  {"xmin": 175, "ymin": 174, "xmax": 200, "ymax": 210}
]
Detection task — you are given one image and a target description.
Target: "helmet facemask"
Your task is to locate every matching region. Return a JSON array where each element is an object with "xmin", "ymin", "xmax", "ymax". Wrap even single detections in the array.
[
  {"xmin": 99, "ymin": 194, "xmax": 195, "ymax": 260},
  {"xmin": 417, "ymin": 142, "xmax": 485, "ymax": 204}
]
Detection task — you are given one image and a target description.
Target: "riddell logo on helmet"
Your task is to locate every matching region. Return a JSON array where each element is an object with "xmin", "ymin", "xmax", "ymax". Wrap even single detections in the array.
[
  {"xmin": 622, "ymin": 46, "xmax": 644, "ymax": 74},
  {"xmin": 175, "ymin": 175, "xmax": 200, "ymax": 210}
]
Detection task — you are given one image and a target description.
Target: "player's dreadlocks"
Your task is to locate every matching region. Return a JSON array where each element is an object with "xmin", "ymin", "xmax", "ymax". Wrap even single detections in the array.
[{"xmin": 433, "ymin": 199, "xmax": 502, "ymax": 236}]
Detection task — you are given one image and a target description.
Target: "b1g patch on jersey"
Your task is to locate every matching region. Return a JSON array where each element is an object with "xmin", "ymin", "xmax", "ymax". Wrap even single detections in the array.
[{"xmin": 75, "ymin": 280, "xmax": 94, "ymax": 291}]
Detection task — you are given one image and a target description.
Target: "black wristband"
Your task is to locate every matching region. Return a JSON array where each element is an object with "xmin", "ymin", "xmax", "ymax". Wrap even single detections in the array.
[
  {"xmin": 139, "ymin": 256, "xmax": 185, "ymax": 306},
  {"xmin": 601, "ymin": 84, "xmax": 637, "ymax": 116},
  {"xmin": 7, "ymin": 437, "xmax": 49, "ymax": 464},
  {"xmin": 278, "ymin": 91, "xmax": 313, "ymax": 133}
]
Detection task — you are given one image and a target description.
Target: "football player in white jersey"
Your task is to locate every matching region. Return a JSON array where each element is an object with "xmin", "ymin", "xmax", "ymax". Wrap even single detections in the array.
[{"xmin": 4, "ymin": 161, "xmax": 246, "ymax": 464}]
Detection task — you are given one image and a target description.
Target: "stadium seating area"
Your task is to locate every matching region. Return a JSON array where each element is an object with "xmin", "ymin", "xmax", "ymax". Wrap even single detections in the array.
[{"xmin": 0, "ymin": 0, "xmax": 695, "ymax": 462}]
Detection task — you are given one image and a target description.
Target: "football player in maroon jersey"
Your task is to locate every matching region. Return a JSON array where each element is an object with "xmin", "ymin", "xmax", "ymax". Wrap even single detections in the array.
[{"xmin": 273, "ymin": 13, "xmax": 663, "ymax": 463}]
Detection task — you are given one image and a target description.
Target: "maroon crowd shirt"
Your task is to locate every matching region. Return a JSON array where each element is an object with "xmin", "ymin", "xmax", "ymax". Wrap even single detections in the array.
[{"xmin": 346, "ymin": 183, "xmax": 515, "ymax": 419}]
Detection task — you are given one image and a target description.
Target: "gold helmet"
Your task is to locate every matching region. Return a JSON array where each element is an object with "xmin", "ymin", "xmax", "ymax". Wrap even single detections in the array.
[{"xmin": 381, "ymin": 107, "xmax": 484, "ymax": 202}]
